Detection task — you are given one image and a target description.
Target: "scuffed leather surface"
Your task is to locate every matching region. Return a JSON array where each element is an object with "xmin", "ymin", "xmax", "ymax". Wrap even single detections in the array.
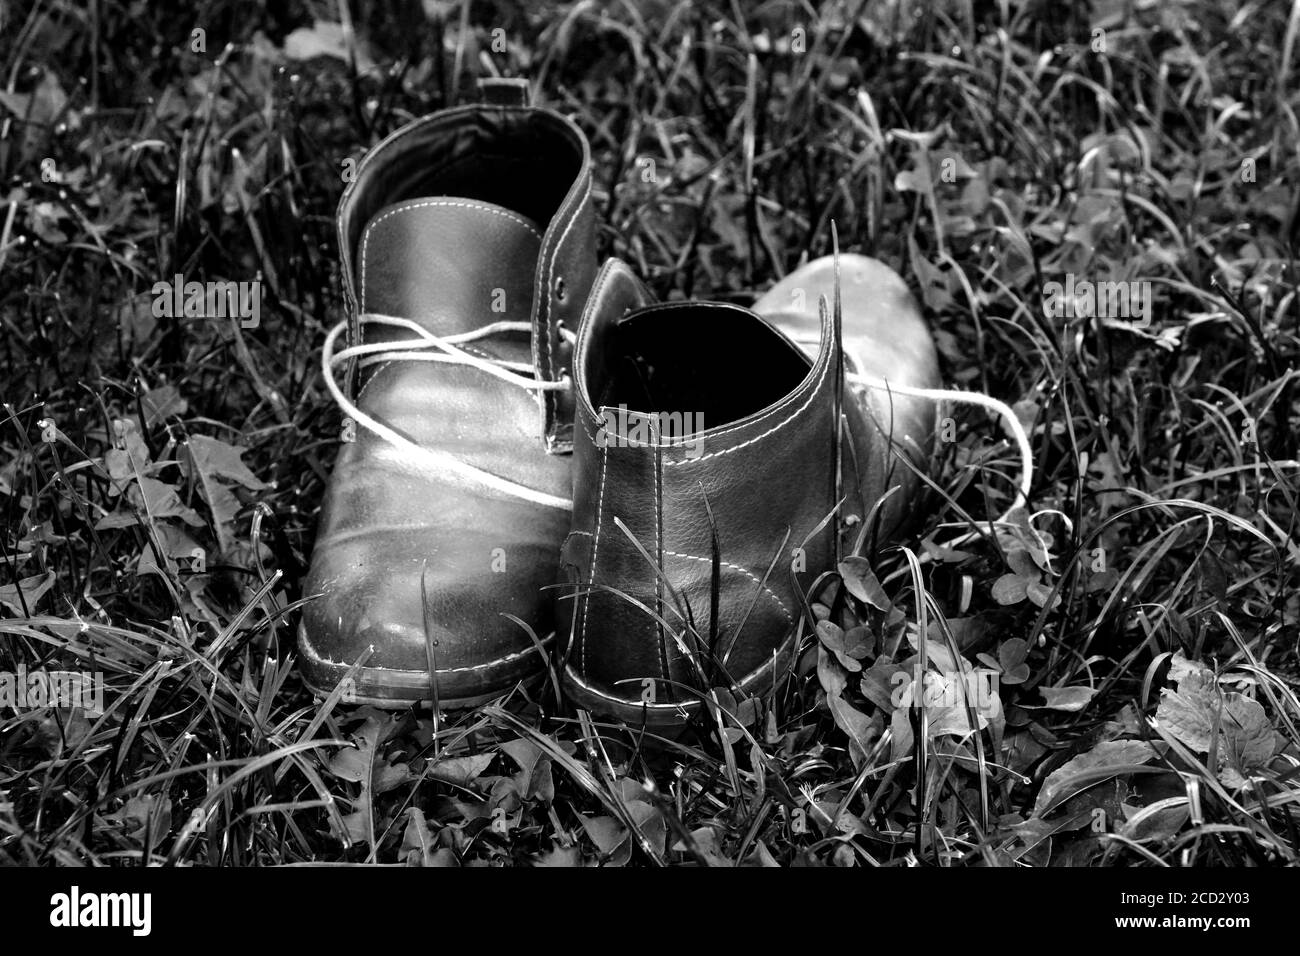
[
  {"xmin": 301, "ymin": 104, "xmax": 596, "ymax": 702},
  {"xmin": 559, "ymin": 259, "xmax": 852, "ymax": 709},
  {"xmin": 754, "ymin": 253, "xmax": 940, "ymax": 546}
]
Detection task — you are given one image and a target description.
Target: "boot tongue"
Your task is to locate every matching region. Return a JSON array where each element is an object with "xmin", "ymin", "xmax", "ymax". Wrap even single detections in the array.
[{"xmin": 357, "ymin": 197, "xmax": 542, "ymax": 337}]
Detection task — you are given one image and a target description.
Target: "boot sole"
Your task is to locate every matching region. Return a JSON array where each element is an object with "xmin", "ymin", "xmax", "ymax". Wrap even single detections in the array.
[
  {"xmin": 297, "ymin": 623, "xmax": 550, "ymax": 710},
  {"xmin": 560, "ymin": 629, "xmax": 799, "ymax": 728}
]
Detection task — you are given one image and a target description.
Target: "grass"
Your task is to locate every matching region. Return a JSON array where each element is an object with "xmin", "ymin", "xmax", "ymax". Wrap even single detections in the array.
[{"xmin": 1, "ymin": 0, "xmax": 1299, "ymax": 866}]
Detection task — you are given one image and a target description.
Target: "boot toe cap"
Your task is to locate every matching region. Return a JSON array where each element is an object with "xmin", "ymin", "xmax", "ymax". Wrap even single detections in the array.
[{"xmin": 299, "ymin": 527, "xmax": 553, "ymax": 705}]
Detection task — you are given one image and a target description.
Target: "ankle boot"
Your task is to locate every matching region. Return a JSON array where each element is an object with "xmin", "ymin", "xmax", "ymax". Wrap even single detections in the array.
[
  {"xmin": 753, "ymin": 253, "xmax": 941, "ymax": 547},
  {"xmin": 556, "ymin": 259, "xmax": 858, "ymax": 724},
  {"xmin": 299, "ymin": 81, "xmax": 596, "ymax": 706}
]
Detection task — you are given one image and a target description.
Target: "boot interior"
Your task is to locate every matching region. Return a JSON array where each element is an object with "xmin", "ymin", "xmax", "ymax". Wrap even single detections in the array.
[
  {"xmin": 588, "ymin": 303, "xmax": 813, "ymax": 433},
  {"xmin": 341, "ymin": 108, "xmax": 585, "ymax": 267}
]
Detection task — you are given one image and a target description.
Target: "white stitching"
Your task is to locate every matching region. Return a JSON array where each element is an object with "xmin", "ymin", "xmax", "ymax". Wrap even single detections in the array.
[
  {"xmin": 354, "ymin": 361, "xmax": 394, "ymax": 401},
  {"xmin": 663, "ymin": 345, "xmax": 831, "ymax": 466},
  {"xmin": 654, "ymin": 441, "xmax": 667, "ymax": 685},
  {"xmin": 562, "ymin": 627, "xmax": 796, "ymax": 710},
  {"xmin": 662, "ymin": 549, "xmax": 793, "ymax": 624},
  {"xmin": 534, "ymin": 177, "xmax": 593, "ymax": 433},
  {"xmin": 303, "ymin": 630, "xmax": 553, "ymax": 672},
  {"xmin": 570, "ymin": 259, "xmax": 620, "ymax": 682},
  {"xmin": 579, "ymin": 439, "xmax": 609, "ymax": 679},
  {"xmin": 571, "ymin": 259, "xmax": 618, "ymax": 421},
  {"xmin": 360, "ymin": 198, "xmax": 543, "ymax": 321},
  {"xmin": 353, "ymin": 199, "xmax": 541, "ymax": 413}
]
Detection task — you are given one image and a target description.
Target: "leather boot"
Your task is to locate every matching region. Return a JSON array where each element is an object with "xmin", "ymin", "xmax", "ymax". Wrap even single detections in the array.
[
  {"xmin": 753, "ymin": 254, "xmax": 941, "ymax": 547},
  {"xmin": 556, "ymin": 259, "xmax": 858, "ymax": 724},
  {"xmin": 299, "ymin": 81, "xmax": 596, "ymax": 706}
]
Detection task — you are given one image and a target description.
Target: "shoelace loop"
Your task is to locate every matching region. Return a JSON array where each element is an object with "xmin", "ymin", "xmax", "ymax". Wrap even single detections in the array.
[
  {"xmin": 789, "ymin": 336, "xmax": 1036, "ymax": 535},
  {"xmin": 846, "ymin": 369, "xmax": 1035, "ymax": 552}
]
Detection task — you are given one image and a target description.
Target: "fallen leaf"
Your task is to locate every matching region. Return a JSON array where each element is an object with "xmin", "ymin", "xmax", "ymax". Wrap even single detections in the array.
[
  {"xmin": 401, "ymin": 808, "xmax": 440, "ymax": 866},
  {"xmin": 625, "ymin": 801, "xmax": 667, "ymax": 857},
  {"xmin": 828, "ymin": 691, "xmax": 880, "ymax": 767},
  {"xmin": 183, "ymin": 435, "xmax": 268, "ymax": 555},
  {"xmin": 817, "ymin": 620, "xmax": 862, "ymax": 672},
  {"xmin": 816, "ymin": 643, "xmax": 847, "ymax": 697},
  {"xmin": 500, "ymin": 738, "xmax": 543, "ymax": 777},
  {"xmin": 141, "ymin": 385, "xmax": 188, "ymax": 426},
  {"xmin": 890, "ymin": 706, "xmax": 914, "ymax": 761},
  {"xmin": 838, "ymin": 556, "xmax": 890, "ymax": 610},
  {"xmin": 1118, "ymin": 799, "xmax": 1189, "ymax": 842},
  {"xmin": 429, "ymin": 753, "xmax": 495, "ymax": 788},
  {"xmin": 0, "ymin": 571, "xmax": 55, "ymax": 614},
  {"xmin": 860, "ymin": 658, "xmax": 906, "ymax": 712},
  {"xmin": 578, "ymin": 814, "xmax": 628, "ymax": 857},
  {"xmin": 328, "ymin": 716, "xmax": 386, "ymax": 783},
  {"xmin": 1034, "ymin": 740, "xmax": 1159, "ymax": 816},
  {"xmin": 1036, "ymin": 686, "xmax": 1096, "ymax": 713}
]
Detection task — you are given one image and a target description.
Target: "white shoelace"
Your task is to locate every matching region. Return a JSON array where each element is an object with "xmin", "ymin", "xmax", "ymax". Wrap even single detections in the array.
[
  {"xmin": 322, "ymin": 313, "xmax": 1035, "ymax": 536},
  {"xmin": 321, "ymin": 312, "xmax": 575, "ymax": 510},
  {"xmin": 787, "ymin": 337, "xmax": 1035, "ymax": 527},
  {"xmin": 848, "ymin": 370, "xmax": 1034, "ymax": 546}
]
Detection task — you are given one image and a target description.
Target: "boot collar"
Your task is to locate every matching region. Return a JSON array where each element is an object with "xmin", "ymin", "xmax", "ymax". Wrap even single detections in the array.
[{"xmin": 572, "ymin": 257, "xmax": 842, "ymax": 462}]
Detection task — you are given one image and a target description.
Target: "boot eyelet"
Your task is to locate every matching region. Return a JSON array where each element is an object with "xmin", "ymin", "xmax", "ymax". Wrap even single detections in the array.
[{"xmin": 553, "ymin": 276, "xmax": 566, "ymax": 302}]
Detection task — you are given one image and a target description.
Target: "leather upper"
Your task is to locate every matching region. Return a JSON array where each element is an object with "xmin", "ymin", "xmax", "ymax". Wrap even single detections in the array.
[
  {"xmin": 301, "ymin": 102, "xmax": 597, "ymax": 702},
  {"xmin": 559, "ymin": 259, "xmax": 858, "ymax": 712}
]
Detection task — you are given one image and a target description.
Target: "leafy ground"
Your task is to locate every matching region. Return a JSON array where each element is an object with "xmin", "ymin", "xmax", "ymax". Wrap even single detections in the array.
[{"xmin": 3, "ymin": 0, "xmax": 1300, "ymax": 866}]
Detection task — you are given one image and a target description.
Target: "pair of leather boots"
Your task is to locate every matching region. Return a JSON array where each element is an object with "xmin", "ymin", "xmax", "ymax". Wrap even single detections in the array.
[{"xmin": 299, "ymin": 83, "xmax": 940, "ymax": 725}]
